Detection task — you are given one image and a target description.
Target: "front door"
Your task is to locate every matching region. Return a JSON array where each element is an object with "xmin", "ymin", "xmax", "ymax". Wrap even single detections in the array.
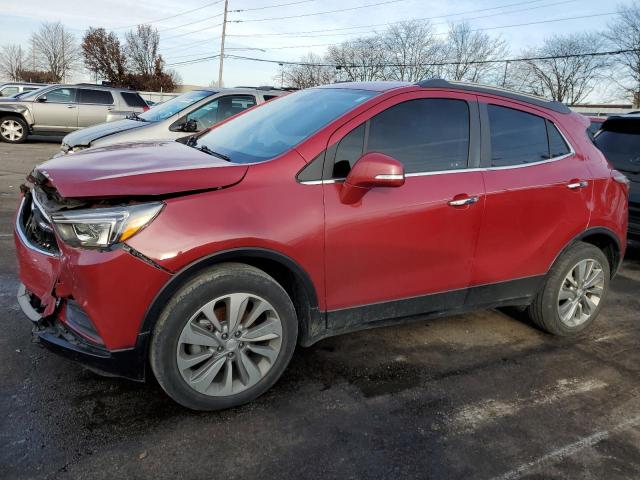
[
  {"xmin": 323, "ymin": 92, "xmax": 485, "ymax": 328},
  {"xmin": 32, "ymin": 87, "xmax": 78, "ymax": 131}
]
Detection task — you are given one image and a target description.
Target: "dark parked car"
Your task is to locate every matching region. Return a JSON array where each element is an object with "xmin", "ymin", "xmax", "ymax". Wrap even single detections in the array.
[
  {"xmin": 587, "ymin": 115, "xmax": 606, "ymax": 136},
  {"xmin": 594, "ymin": 114, "xmax": 640, "ymax": 242},
  {"xmin": 15, "ymin": 80, "xmax": 628, "ymax": 410}
]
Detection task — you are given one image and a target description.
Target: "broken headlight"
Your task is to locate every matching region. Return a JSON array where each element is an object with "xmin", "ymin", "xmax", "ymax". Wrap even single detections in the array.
[{"xmin": 50, "ymin": 202, "xmax": 164, "ymax": 248}]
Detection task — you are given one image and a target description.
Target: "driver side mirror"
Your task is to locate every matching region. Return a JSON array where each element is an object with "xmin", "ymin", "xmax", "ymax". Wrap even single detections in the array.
[
  {"xmin": 340, "ymin": 152, "xmax": 405, "ymax": 204},
  {"xmin": 37, "ymin": 96, "xmax": 47, "ymax": 103},
  {"xmin": 182, "ymin": 118, "xmax": 199, "ymax": 132}
]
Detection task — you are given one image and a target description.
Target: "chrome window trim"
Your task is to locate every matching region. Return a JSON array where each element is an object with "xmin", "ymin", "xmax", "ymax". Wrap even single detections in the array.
[
  {"xmin": 15, "ymin": 197, "xmax": 59, "ymax": 258},
  {"xmin": 300, "ymin": 117, "xmax": 575, "ymax": 184}
]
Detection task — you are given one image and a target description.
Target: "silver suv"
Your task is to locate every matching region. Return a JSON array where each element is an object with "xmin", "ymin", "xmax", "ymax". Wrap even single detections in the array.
[
  {"xmin": 0, "ymin": 84, "xmax": 148, "ymax": 143},
  {"xmin": 60, "ymin": 87, "xmax": 286, "ymax": 154}
]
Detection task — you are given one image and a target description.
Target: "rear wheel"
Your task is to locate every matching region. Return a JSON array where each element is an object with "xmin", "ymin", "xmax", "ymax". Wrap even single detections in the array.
[
  {"xmin": 527, "ymin": 242, "xmax": 610, "ymax": 336},
  {"xmin": 150, "ymin": 263, "xmax": 298, "ymax": 411},
  {"xmin": 0, "ymin": 116, "xmax": 28, "ymax": 143}
]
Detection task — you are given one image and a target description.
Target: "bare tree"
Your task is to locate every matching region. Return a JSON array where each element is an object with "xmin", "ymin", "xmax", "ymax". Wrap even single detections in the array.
[
  {"xmin": 606, "ymin": 1, "xmax": 640, "ymax": 104},
  {"xmin": 515, "ymin": 33, "xmax": 609, "ymax": 104},
  {"xmin": 82, "ymin": 28, "xmax": 127, "ymax": 85},
  {"xmin": 0, "ymin": 44, "xmax": 26, "ymax": 81},
  {"xmin": 327, "ymin": 37, "xmax": 387, "ymax": 81},
  {"xmin": 443, "ymin": 22, "xmax": 508, "ymax": 83},
  {"xmin": 381, "ymin": 20, "xmax": 445, "ymax": 81},
  {"xmin": 31, "ymin": 22, "xmax": 79, "ymax": 82},
  {"xmin": 278, "ymin": 53, "xmax": 334, "ymax": 89},
  {"xmin": 126, "ymin": 25, "xmax": 160, "ymax": 76}
]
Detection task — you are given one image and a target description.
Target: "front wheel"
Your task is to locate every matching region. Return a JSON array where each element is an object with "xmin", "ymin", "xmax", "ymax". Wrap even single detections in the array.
[
  {"xmin": 150, "ymin": 263, "xmax": 298, "ymax": 411},
  {"xmin": 0, "ymin": 116, "xmax": 28, "ymax": 143},
  {"xmin": 527, "ymin": 242, "xmax": 610, "ymax": 336}
]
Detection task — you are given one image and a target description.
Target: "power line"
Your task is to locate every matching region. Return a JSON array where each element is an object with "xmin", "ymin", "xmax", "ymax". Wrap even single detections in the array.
[
  {"xmin": 222, "ymin": 48, "xmax": 635, "ymax": 68},
  {"xmin": 157, "ymin": 13, "xmax": 224, "ymax": 33},
  {"xmin": 232, "ymin": 0, "xmax": 318, "ymax": 12},
  {"xmin": 111, "ymin": 0, "xmax": 224, "ymax": 30},
  {"xmin": 227, "ymin": 0, "xmax": 563, "ymax": 35},
  {"xmin": 234, "ymin": 0, "xmax": 416, "ymax": 23},
  {"xmin": 161, "ymin": 22, "xmax": 223, "ymax": 41}
]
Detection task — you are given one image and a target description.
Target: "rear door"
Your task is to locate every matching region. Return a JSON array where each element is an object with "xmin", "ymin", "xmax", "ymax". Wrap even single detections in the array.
[
  {"xmin": 322, "ymin": 91, "xmax": 485, "ymax": 326},
  {"xmin": 32, "ymin": 87, "xmax": 78, "ymax": 131},
  {"xmin": 77, "ymin": 89, "xmax": 115, "ymax": 127},
  {"xmin": 472, "ymin": 99, "xmax": 592, "ymax": 288}
]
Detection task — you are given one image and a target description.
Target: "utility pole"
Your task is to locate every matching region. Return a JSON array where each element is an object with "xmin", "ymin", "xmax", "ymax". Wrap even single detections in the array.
[{"xmin": 218, "ymin": 0, "xmax": 229, "ymax": 88}]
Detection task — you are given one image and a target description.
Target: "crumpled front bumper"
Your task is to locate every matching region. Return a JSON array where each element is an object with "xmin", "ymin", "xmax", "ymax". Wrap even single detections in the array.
[{"xmin": 14, "ymin": 194, "xmax": 172, "ymax": 380}]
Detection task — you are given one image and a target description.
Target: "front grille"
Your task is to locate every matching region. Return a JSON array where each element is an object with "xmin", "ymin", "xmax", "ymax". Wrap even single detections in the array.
[{"xmin": 18, "ymin": 192, "xmax": 59, "ymax": 255}]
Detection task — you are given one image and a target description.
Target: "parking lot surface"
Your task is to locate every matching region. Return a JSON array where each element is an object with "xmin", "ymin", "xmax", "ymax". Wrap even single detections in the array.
[{"xmin": 1, "ymin": 140, "xmax": 639, "ymax": 479}]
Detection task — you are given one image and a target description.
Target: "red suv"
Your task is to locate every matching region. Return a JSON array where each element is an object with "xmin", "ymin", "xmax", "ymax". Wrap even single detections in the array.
[{"xmin": 15, "ymin": 80, "xmax": 629, "ymax": 410}]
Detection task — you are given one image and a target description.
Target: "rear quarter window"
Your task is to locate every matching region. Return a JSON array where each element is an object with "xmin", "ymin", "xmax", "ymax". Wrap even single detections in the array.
[{"xmin": 121, "ymin": 92, "xmax": 148, "ymax": 108}]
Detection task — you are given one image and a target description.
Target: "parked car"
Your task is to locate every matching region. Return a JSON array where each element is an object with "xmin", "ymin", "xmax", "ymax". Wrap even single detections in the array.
[
  {"xmin": 593, "ymin": 114, "xmax": 639, "ymax": 242},
  {"xmin": 587, "ymin": 115, "xmax": 606, "ymax": 136},
  {"xmin": 0, "ymin": 84, "xmax": 148, "ymax": 143},
  {"xmin": 59, "ymin": 87, "xmax": 286, "ymax": 154},
  {"xmin": 15, "ymin": 80, "xmax": 628, "ymax": 410},
  {"xmin": 0, "ymin": 82, "xmax": 48, "ymax": 97}
]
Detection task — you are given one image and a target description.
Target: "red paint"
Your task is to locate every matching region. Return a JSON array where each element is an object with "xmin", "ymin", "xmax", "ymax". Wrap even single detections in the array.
[{"xmin": 15, "ymin": 82, "xmax": 628, "ymax": 352}]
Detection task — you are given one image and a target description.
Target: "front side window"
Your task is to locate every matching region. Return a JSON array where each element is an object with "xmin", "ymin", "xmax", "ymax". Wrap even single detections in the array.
[
  {"xmin": 43, "ymin": 88, "xmax": 76, "ymax": 103},
  {"xmin": 332, "ymin": 98, "xmax": 470, "ymax": 177},
  {"xmin": 488, "ymin": 105, "xmax": 570, "ymax": 166},
  {"xmin": 78, "ymin": 89, "xmax": 114, "ymax": 105},
  {"xmin": 0, "ymin": 86, "xmax": 19, "ymax": 96}
]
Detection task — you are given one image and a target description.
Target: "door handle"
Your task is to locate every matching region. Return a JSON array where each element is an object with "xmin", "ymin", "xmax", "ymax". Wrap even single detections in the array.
[
  {"xmin": 448, "ymin": 196, "xmax": 479, "ymax": 207},
  {"xmin": 567, "ymin": 180, "xmax": 588, "ymax": 190},
  {"xmin": 66, "ymin": 105, "xmax": 76, "ymax": 109}
]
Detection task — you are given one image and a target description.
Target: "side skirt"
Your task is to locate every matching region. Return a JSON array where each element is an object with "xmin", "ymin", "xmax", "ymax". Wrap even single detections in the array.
[{"xmin": 301, "ymin": 275, "xmax": 545, "ymax": 346}]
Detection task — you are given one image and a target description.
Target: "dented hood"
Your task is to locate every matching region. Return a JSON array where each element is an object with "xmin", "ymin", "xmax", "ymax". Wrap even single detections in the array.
[{"xmin": 35, "ymin": 140, "xmax": 248, "ymax": 198}]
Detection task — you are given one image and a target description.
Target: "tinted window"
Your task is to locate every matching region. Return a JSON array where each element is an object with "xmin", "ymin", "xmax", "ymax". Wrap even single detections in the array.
[
  {"xmin": 488, "ymin": 105, "xmax": 549, "ymax": 166},
  {"xmin": 121, "ymin": 92, "xmax": 148, "ymax": 108},
  {"xmin": 547, "ymin": 120, "xmax": 570, "ymax": 157},
  {"xmin": 333, "ymin": 124, "xmax": 366, "ymax": 177},
  {"xmin": 196, "ymin": 88, "xmax": 376, "ymax": 164},
  {"xmin": 186, "ymin": 95, "xmax": 256, "ymax": 130},
  {"xmin": 263, "ymin": 95, "xmax": 279, "ymax": 101},
  {"xmin": 595, "ymin": 120, "xmax": 640, "ymax": 173},
  {"xmin": 43, "ymin": 88, "xmax": 76, "ymax": 103},
  {"xmin": 366, "ymin": 99, "xmax": 469, "ymax": 174},
  {"xmin": 79, "ymin": 89, "xmax": 113, "ymax": 105}
]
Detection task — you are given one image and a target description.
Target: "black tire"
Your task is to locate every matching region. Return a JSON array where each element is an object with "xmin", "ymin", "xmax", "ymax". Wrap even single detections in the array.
[
  {"xmin": 150, "ymin": 263, "xmax": 298, "ymax": 411},
  {"xmin": 0, "ymin": 115, "xmax": 28, "ymax": 143},
  {"xmin": 527, "ymin": 242, "xmax": 610, "ymax": 336}
]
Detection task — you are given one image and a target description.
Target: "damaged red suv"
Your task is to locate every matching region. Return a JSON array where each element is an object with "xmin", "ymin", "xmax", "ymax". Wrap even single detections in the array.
[{"xmin": 15, "ymin": 80, "xmax": 628, "ymax": 410}]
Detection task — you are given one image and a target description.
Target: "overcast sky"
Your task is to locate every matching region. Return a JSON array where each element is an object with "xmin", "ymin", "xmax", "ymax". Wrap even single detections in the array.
[{"xmin": 0, "ymin": 0, "xmax": 622, "ymax": 95}]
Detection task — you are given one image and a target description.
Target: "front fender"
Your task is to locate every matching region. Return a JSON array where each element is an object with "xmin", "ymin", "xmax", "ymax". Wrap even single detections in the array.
[{"xmin": 0, "ymin": 104, "xmax": 34, "ymax": 126}]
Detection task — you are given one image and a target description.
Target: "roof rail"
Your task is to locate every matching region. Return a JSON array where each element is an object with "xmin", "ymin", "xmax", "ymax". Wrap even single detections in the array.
[{"xmin": 416, "ymin": 78, "xmax": 571, "ymax": 114}]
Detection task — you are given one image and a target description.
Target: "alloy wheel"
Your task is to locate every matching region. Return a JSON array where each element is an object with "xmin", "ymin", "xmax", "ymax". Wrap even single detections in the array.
[
  {"xmin": 557, "ymin": 258, "xmax": 605, "ymax": 327},
  {"xmin": 0, "ymin": 119, "xmax": 24, "ymax": 142},
  {"xmin": 176, "ymin": 293, "xmax": 283, "ymax": 396}
]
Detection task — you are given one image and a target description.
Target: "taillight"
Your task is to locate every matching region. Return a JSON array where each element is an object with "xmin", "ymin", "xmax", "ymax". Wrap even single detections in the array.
[
  {"xmin": 142, "ymin": 105, "xmax": 150, "ymax": 111},
  {"xmin": 612, "ymin": 170, "xmax": 630, "ymax": 186}
]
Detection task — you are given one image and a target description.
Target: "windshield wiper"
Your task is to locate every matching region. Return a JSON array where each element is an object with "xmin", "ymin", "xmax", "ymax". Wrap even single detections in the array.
[
  {"xmin": 197, "ymin": 144, "xmax": 231, "ymax": 162},
  {"xmin": 126, "ymin": 112, "xmax": 147, "ymax": 122}
]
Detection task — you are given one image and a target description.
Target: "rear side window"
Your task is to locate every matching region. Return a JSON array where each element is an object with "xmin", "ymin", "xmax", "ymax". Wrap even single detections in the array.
[
  {"xmin": 332, "ymin": 98, "xmax": 470, "ymax": 176},
  {"xmin": 595, "ymin": 119, "xmax": 640, "ymax": 173},
  {"xmin": 78, "ymin": 89, "xmax": 114, "ymax": 105},
  {"xmin": 121, "ymin": 92, "xmax": 148, "ymax": 108},
  {"xmin": 488, "ymin": 105, "xmax": 571, "ymax": 166}
]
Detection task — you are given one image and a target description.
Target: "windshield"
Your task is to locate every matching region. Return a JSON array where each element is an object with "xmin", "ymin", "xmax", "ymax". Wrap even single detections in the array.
[
  {"xmin": 195, "ymin": 88, "xmax": 377, "ymax": 164},
  {"xmin": 595, "ymin": 121, "xmax": 640, "ymax": 173},
  {"xmin": 139, "ymin": 90, "xmax": 214, "ymax": 122}
]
